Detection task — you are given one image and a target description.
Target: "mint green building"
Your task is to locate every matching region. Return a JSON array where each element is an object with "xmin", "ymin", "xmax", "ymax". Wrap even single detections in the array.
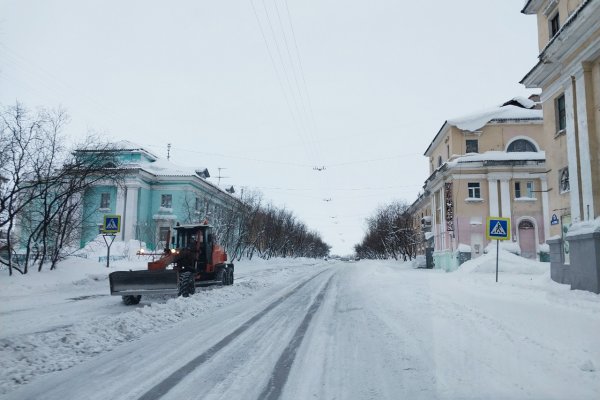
[{"xmin": 79, "ymin": 141, "xmax": 240, "ymax": 250}]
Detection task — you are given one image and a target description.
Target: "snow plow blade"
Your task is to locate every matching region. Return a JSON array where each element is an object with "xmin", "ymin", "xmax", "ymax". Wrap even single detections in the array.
[{"xmin": 109, "ymin": 270, "xmax": 178, "ymax": 296}]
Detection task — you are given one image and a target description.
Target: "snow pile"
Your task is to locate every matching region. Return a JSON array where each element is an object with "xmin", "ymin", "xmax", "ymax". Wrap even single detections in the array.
[
  {"xmin": 456, "ymin": 243, "xmax": 471, "ymax": 253},
  {"xmin": 485, "ymin": 241, "xmax": 521, "ymax": 255},
  {"xmin": 457, "ymin": 249, "xmax": 547, "ymax": 275},
  {"xmin": 566, "ymin": 217, "xmax": 600, "ymax": 238},
  {"xmin": 72, "ymin": 237, "xmax": 146, "ymax": 260}
]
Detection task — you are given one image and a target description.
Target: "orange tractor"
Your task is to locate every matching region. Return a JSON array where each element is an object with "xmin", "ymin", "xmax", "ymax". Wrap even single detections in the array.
[{"xmin": 109, "ymin": 223, "xmax": 234, "ymax": 305}]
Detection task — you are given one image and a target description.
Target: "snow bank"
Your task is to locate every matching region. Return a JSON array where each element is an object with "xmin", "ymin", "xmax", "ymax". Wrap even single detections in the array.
[
  {"xmin": 457, "ymin": 249, "xmax": 547, "ymax": 275},
  {"xmin": 72, "ymin": 237, "xmax": 146, "ymax": 260},
  {"xmin": 566, "ymin": 217, "xmax": 600, "ymax": 238},
  {"xmin": 485, "ymin": 241, "xmax": 521, "ymax": 255},
  {"xmin": 456, "ymin": 243, "xmax": 471, "ymax": 253}
]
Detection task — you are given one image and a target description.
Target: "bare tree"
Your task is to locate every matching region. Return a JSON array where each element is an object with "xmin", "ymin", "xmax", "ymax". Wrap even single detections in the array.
[{"xmin": 1, "ymin": 102, "xmax": 124, "ymax": 274}]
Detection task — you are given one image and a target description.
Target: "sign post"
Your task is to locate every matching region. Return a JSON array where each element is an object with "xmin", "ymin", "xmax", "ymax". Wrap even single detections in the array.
[
  {"xmin": 102, "ymin": 215, "xmax": 121, "ymax": 268},
  {"xmin": 486, "ymin": 217, "xmax": 511, "ymax": 282}
]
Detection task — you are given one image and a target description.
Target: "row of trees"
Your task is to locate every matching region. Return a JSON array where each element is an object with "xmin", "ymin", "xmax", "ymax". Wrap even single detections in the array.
[
  {"xmin": 354, "ymin": 201, "xmax": 418, "ymax": 260},
  {"xmin": 0, "ymin": 103, "xmax": 123, "ymax": 275},
  {"xmin": 186, "ymin": 190, "xmax": 330, "ymax": 260}
]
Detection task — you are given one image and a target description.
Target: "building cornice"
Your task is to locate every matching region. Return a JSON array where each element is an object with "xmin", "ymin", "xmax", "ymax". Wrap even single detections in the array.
[{"xmin": 521, "ymin": 0, "xmax": 599, "ymax": 88}]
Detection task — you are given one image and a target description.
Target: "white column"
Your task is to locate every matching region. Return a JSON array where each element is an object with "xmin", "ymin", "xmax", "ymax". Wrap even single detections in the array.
[
  {"xmin": 541, "ymin": 177, "xmax": 550, "ymax": 241},
  {"xmin": 124, "ymin": 187, "xmax": 139, "ymax": 242},
  {"xmin": 574, "ymin": 65, "xmax": 595, "ymax": 220},
  {"xmin": 500, "ymin": 179, "xmax": 511, "ymax": 218},
  {"xmin": 115, "ymin": 187, "xmax": 126, "ymax": 240},
  {"xmin": 564, "ymin": 78, "xmax": 581, "ymax": 222},
  {"xmin": 431, "ymin": 193, "xmax": 437, "ymax": 251},
  {"xmin": 488, "ymin": 179, "xmax": 499, "ymax": 216}
]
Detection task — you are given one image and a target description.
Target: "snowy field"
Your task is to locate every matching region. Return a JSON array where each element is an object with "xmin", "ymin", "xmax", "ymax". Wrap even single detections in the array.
[{"xmin": 1, "ymin": 248, "xmax": 599, "ymax": 399}]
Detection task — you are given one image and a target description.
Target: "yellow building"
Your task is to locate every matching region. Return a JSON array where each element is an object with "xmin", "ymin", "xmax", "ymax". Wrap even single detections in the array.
[
  {"xmin": 521, "ymin": 0, "xmax": 599, "ymax": 235},
  {"xmin": 521, "ymin": 0, "xmax": 600, "ymax": 292},
  {"xmin": 415, "ymin": 97, "xmax": 547, "ymax": 270}
]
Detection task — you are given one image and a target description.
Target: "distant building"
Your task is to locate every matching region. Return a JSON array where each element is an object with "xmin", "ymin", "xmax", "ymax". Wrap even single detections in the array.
[
  {"xmin": 411, "ymin": 97, "xmax": 547, "ymax": 270},
  {"xmin": 77, "ymin": 141, "xmax": 241, "ymax": 249}
]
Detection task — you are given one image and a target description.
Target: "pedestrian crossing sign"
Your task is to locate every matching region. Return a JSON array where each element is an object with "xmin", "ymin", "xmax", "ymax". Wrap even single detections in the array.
[
  {"xmin": 103, "ymin": 215, "xmax": 121, "ymax": 234},
  {"xmin": 486, "ymin": 217, "xmax": 510, "ymax": 241}
]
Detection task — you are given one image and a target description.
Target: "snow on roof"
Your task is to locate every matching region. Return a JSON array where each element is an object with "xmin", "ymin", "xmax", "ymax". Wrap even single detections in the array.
[
  {"xmin": 424, "ymin": 97, "xmax": 542, "ymax": 156},
  {"xmin": 447, "ymin": 104, "xmax": 542, "ymax": 132},
  {"xmin": 446, "ymin": 151, "xmax": 545, "ymax": 166},
  {"xmin": 138, "ymin": 158, "xmax": 208, "ymax": 178},
  {"xmin": 566, "ymin": 218, "xmax": 600, "ymax": 238}
]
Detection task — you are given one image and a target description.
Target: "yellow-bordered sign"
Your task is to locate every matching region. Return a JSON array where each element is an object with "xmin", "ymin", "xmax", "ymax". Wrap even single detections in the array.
[
  {"xmin": 103, "ymin": 214, "xmax": 121, "ymax": 234},
  {"xmin": 486, "ymin": 217, "xmax": 511, "ymax": 241}
]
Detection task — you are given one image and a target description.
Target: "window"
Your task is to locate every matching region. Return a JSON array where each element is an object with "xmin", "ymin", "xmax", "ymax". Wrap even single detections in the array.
[
  {"xmin": 195, "ymin": 198, "xmax": 202, "ymax": 212},
  {"xmin": 159, "ymin": 227, "xmax": 171, "ymax": 247},
  {"xmin": 559, "ymin": 167, "xmax": 570, "ymax": 193},
  {"xmin": 549, "ymin": 12, "xmax": 560, "ymax": 38},
  {"xmin": 466, "ymin": 139, "xmax": 478, "ymax": 153},
  {"xmin": 526, "ymin": 181, "xmax": 534, "ymax": 198},
  {"xmin": 438, "ymin": 156, "xmax": 443, "ymax": 167},
  {"xmin": 467, "ymin": 183, "xmax": 481, "ymax": 199},
  {"xmin": 161, "ymin": 194, "xmax": 172, "ymax": 208},
  {"xmin": 555, "ymin": 94, "xmax": 566, "ymax": 133},
  {"xmin": 100, "ymin": 193, "xmax": 110, "ymax": 209},
  {"xmin": 507, "ymin": 139, "xmax": 536, "ymax": 152},
  {"xmin": 515, "ymin": 182, "xmax": 521, "ymax": 198},
  {"xmin": 446, "ymin": 145, "xmax": 450, "ymax": 158}
]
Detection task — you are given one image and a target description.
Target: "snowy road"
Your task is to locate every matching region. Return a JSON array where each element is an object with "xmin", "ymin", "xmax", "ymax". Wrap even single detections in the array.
[{"xmin": 2, "ymin": 259, "xmax": 600, "ymax": 399}]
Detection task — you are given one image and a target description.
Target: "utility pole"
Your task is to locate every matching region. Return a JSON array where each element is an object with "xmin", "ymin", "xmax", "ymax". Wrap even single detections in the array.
[{"xmin": 167, "ymin": 143, "xmax": 171, "ymax": 160}]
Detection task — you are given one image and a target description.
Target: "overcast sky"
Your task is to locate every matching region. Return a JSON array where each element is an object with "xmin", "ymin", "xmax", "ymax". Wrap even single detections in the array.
[{"xmin": 0, "ymin": 0, "xmax": 539, "ymax": 255}]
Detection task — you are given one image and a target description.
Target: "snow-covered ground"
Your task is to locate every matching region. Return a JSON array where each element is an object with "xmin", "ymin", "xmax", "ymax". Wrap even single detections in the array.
[{"xmin": 1, "ymin": 250, "xmax": 599, "ymax": 399}]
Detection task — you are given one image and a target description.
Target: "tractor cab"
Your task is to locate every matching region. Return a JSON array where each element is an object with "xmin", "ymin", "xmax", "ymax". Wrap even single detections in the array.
[{"xmin": 173, "ymin": 224, "xmax": 214, "ymax": 272}]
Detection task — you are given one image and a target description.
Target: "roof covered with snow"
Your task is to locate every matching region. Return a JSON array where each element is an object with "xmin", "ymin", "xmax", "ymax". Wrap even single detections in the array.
[
  {"xmin": 134, "ymin": 158, "xmax": 209, "ymax": 178},
  {"xmin": 446, "ymin": 101, "xmax": 541, "ymax": 132},
  {"xmin": 424, "ymin": 97, "xmax": 542, "ymax": 156},
  {"xmin": 75, "ymin": 140, "xmax": 159, "ymax": 160}
]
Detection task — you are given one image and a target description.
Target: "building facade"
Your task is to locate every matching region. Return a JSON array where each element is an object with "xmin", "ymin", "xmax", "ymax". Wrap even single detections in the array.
[
  {"xmin": 78, "ymin": 141, "xmax": 241, "ymax": 250},
  {"xmin": 521, "ymin": 0, "xmax": 600, "ymax": 292},
  {"xmin": 521, "ymin": 0, "xmax": 599, "ymax": 234},
  {"xmin": 413, "ymin": 97, "xmax": 547, "ymax": 270}
]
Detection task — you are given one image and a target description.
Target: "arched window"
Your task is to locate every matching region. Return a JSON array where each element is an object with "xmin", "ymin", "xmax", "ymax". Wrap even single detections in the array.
[
  {"xmin": 518, "ymin": 220, "xmax": 534, "ymax": 229},
  {"xmin": 507, "ymin": 139, "xmax": 537, "ymax": 152}
]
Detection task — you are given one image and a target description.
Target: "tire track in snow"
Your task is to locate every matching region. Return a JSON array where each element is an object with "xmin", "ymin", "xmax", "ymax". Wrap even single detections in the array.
[
  {"xmin": 136, "ymin": 268, "xmax": 332, "ymax": 400},
  {"xmin": 257, "ymin": 274, "xmax": 334, "ymax": 400}
]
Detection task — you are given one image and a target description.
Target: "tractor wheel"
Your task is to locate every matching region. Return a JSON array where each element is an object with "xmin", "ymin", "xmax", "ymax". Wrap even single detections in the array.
[
  {"xmin": 178, "ymin": 272, "xmax": 193, "ymax": 298},
  {"xmin": 220, "ymin": 267, "xmax": 228, "ymax": 286},
  {"xmin": 189, "ymin": 275, "xmax": 196, "ymax": 295},
  {"xmin": 228, "ymin": 269, "xmax": 234, "ymax": 285},
  {"xmin": 122, "ymin": 295, "xmax": 141, "ymax": 305}
]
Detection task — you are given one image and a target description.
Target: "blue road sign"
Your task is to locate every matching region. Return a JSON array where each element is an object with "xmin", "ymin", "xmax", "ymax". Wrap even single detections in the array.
[
  {"xmin": 103, "ymin": 215, "xmax": 121, "ymax": 234},
  {"xmin": 486, "ymin": 217, "xmax": 511, "ymax": 241}
]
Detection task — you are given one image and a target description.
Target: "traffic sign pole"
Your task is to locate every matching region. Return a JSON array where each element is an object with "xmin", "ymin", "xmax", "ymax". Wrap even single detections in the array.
[
  {"xmin": 102, "ymin": 233, "xmax": 116, "ymax": 268},
  {"xmin": 496, "ymin": 240, "xmax": 499, "ymax": 282},
  {"xmin": 486, "ymin": 217, "xmax": 511, "ymax": 283}
]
